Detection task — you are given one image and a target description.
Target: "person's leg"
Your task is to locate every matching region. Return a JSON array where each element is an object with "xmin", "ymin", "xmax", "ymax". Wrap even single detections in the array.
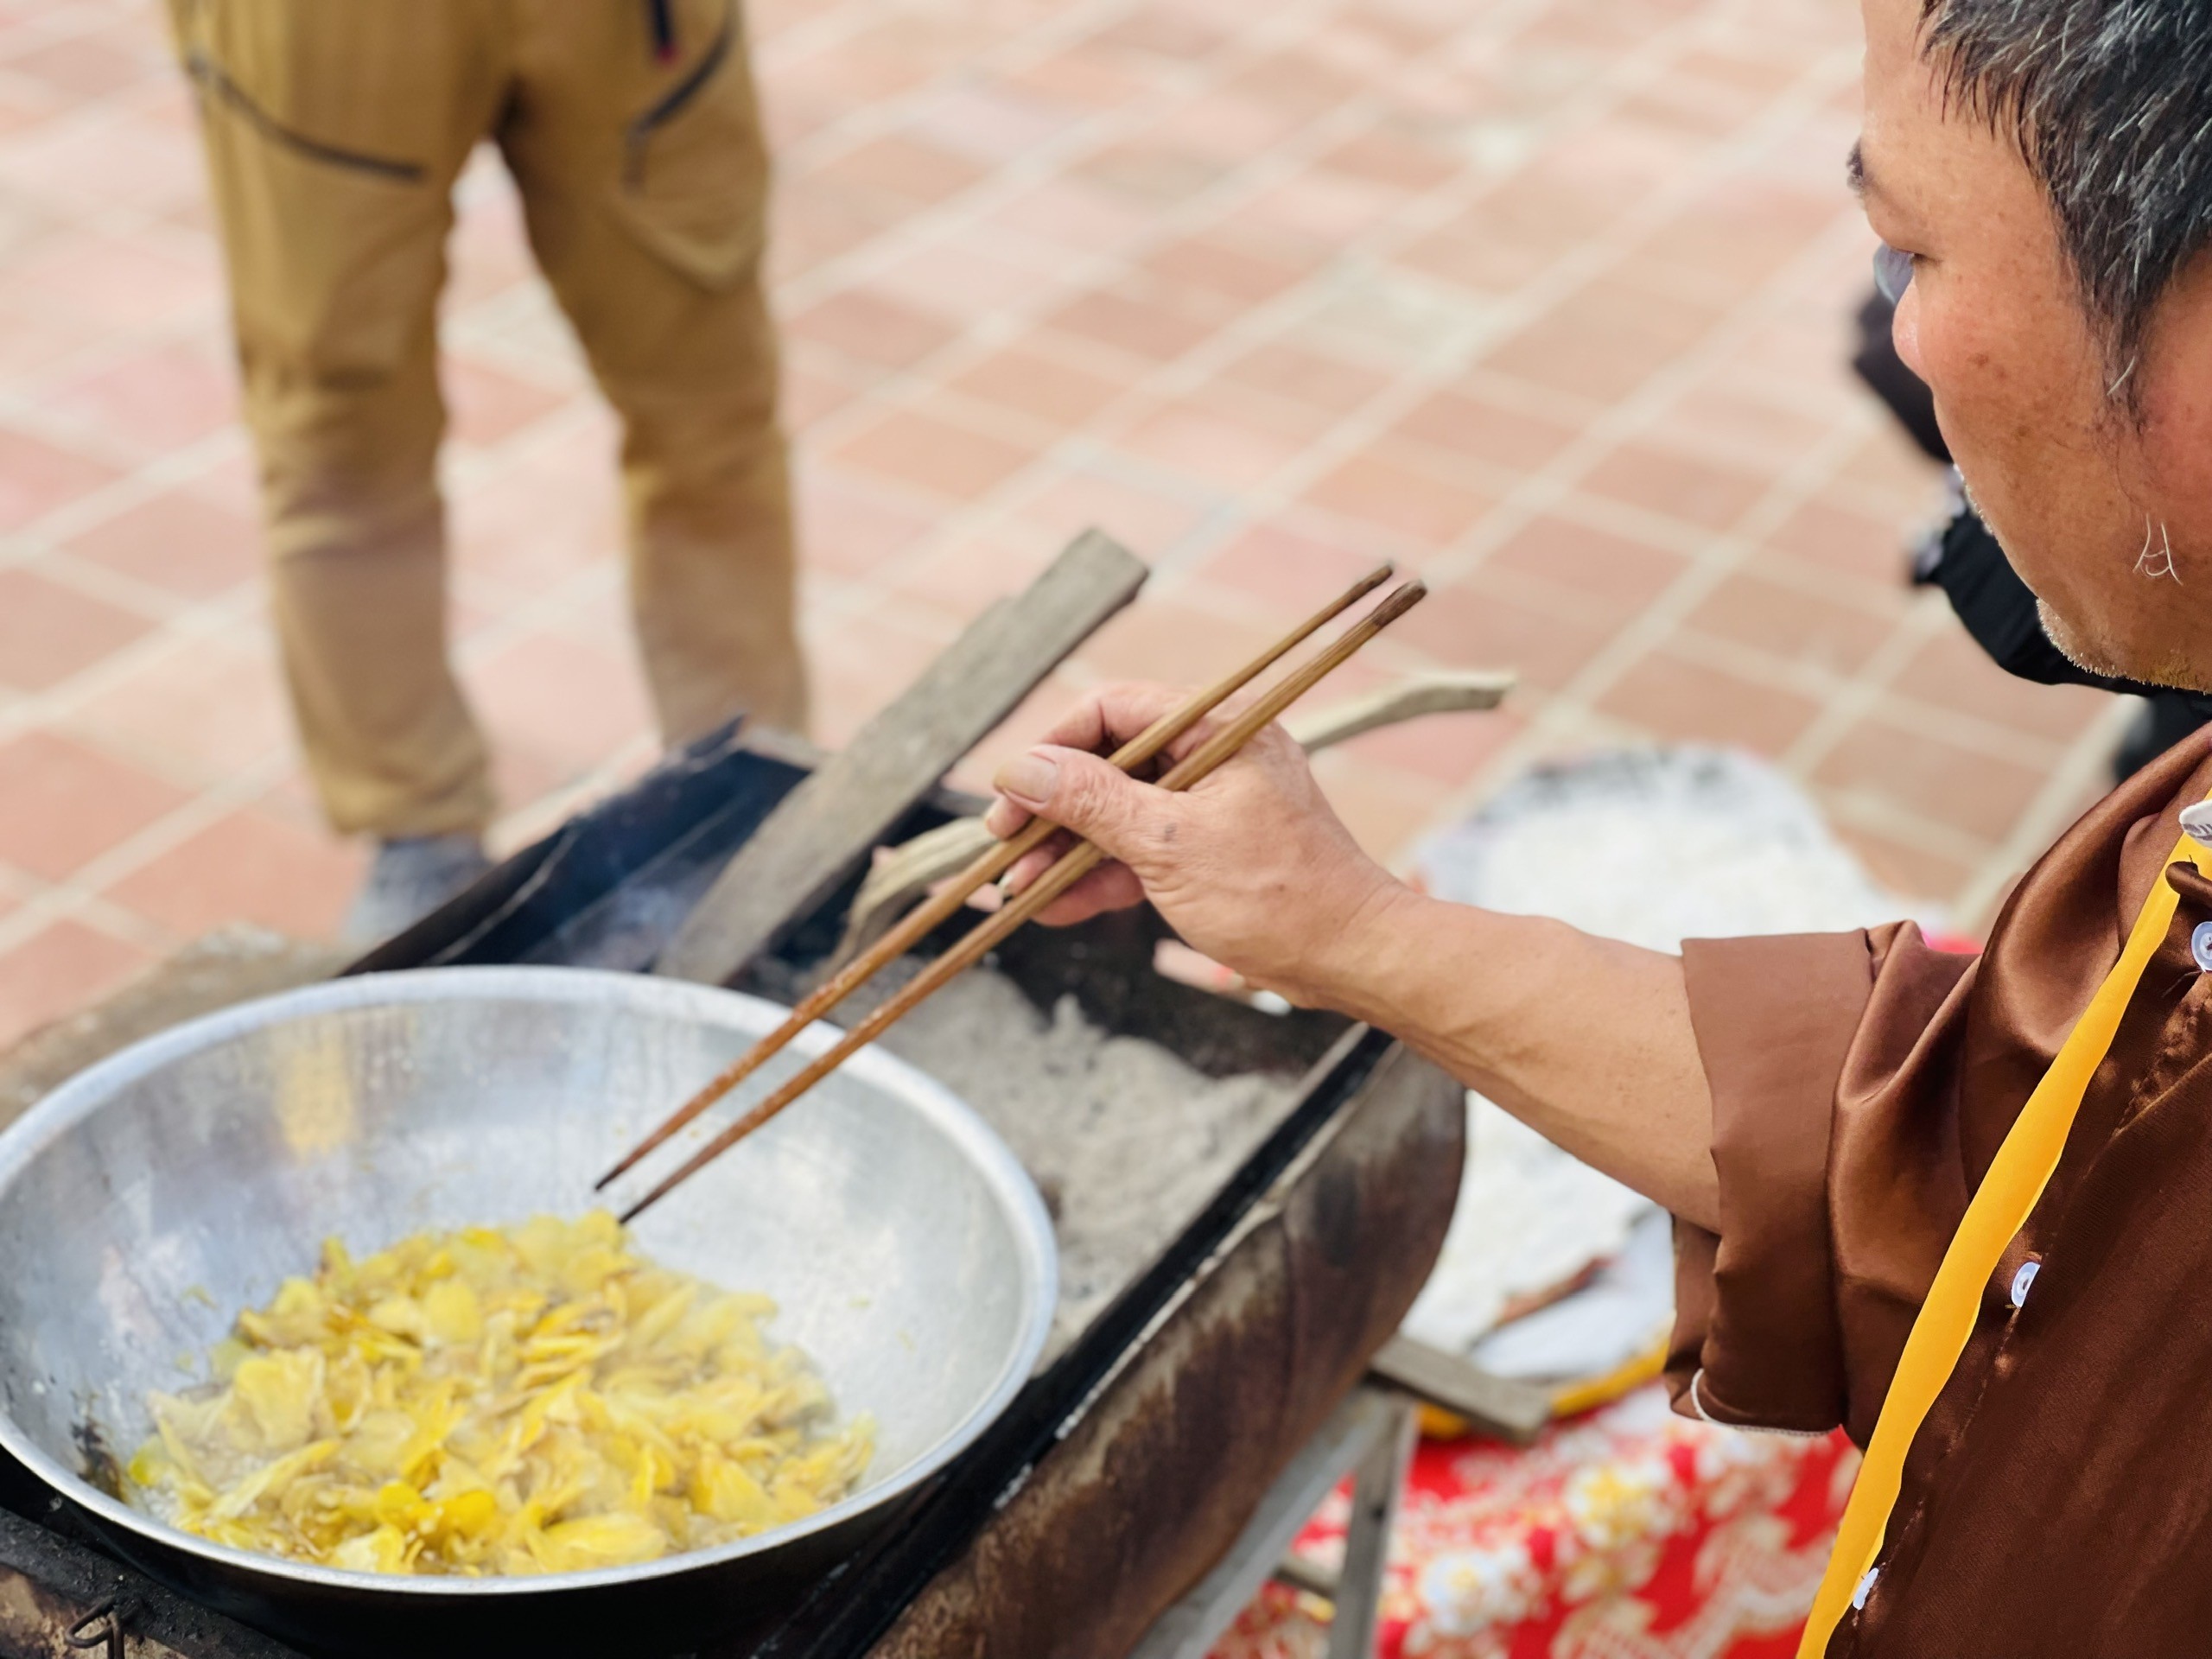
[
  {"xmin": 501, "ymin": 0, "xmax": 806, "ymax": 744},
  {"xmin": 173, "ymin": 0, "xmax": 508, "ymax": 839}
]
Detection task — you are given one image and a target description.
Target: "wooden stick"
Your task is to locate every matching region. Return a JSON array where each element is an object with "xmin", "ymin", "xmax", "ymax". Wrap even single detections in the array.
[
  {"xmin": 615, "ymin": 578, "xmax": 1427, "ymax": 1223},
  {"xmin": 595, "ymin": 562, "xmax": 1395, "ymax": 1192}
]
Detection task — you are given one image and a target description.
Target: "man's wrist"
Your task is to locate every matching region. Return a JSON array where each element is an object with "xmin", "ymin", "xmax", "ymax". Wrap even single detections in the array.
[{"xmin": 1308, "ymin": 879, "xmax": 1430, "ymax": 1024}]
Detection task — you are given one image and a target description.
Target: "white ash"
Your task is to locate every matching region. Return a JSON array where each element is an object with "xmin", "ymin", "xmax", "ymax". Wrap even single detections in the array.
[{"xmin": 871, "ymin": 968, "xmax": 1296, "ymax": 1363}]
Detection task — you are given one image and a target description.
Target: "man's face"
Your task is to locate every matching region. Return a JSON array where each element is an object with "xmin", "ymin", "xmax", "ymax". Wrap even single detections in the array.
[{"xmin": 1859, "ymin": 0, "xmax": 2212, "ymax": 690}]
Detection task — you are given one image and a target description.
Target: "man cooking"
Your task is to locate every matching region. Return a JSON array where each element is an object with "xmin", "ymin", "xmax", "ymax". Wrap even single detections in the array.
[{"xmin": 988, "ymin": 0, "xmax": 2212, "ymax": 1652}]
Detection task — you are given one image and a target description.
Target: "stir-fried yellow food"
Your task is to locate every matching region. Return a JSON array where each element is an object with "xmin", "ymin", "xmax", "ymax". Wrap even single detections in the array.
[{"xmin": 126, "ymin": 1211, "xmax": 873, "ymax": 1576}]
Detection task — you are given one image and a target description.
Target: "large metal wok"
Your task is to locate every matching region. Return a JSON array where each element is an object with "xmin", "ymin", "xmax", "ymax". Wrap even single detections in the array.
[{"xmin": 0, "ymin": 967, "xmax": 1057, "ymax": 1657}]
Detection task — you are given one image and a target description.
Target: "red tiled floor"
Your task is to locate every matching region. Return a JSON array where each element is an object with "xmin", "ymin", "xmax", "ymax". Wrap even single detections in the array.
[
  {"xmin": 0, "ymin": 730, "xmax": 191, "ymax": 880},
  {"xmin": 0, "ymin": 425, "xmax": 120, "ymax": 531},
  {"xmin": 1683, "ymin": 571, "xmax": 1897, "ymax": 678},
  {"xmin": 835, "ymin": 404, "xmax": 1041, "ymax": 504},
  {"xmin": 1484, "ymin": 516, "xmax": 1692, "ymax": 626},
  {"xmin": 1814, "ymin": 715, "xmax": 2051, "ymax": 845},
  {"xmin": 948, "ymin": 343, "xmax": 1129, "ymax": 434},
  {"xmin": 105, "ymin": 806, "xmax": 363, "ymax": 940},
  {"xmin": 1596, "ymin": 648, "xmax": 1824, "ymax": 757},
  {"xmin": 464, "ymin": 632, "xmax": 658, "ymax": 779},
  {"xmin": 1300, "ymin": 448, "xmax": 1497, "ymax": 548},
  {"xmin": 60, "ymin": 491, "xmax": 260, "ymax": 600},
  {"xmin": 0, "ymin": 0, "xmax": 2134, "ymax": 1044},
  {"xmin": 41, "ymin": 339, "xmax": 236, "ymax": 455},
  {"xmin": 0, "ymin": 566, "xmax": 152, "ymax": 691},
  {"xmin": 65, "ymin": 632, "xmax": 290, "ymax": 781},
  {"xmin": 1575, "ymin": 440, "xmax": 1774, "ymax": 532},
  {"xmin": 442, "ymin": 355, "xmax": 569, "ymax": 450},
  {"xmin": 0, "ymin": 919, "xmax": 154, "ymax": 1052}
]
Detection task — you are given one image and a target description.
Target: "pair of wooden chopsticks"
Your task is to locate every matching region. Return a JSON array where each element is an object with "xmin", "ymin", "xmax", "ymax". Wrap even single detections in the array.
[{"xmin": 601, "ymin": 567, "xmax": 1429, "ymax": 1221}]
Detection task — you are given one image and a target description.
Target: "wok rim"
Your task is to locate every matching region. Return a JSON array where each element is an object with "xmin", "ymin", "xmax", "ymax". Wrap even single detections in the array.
[{"xmin": 0, "ymin": 964, "xmax": 1058, "ymax": 1599}]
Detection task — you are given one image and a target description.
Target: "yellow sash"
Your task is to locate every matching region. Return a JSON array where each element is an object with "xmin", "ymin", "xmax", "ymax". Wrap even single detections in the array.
[{"xmin": 1797, "ymin": 826, "xmax": 2212, "ymax": 1656}]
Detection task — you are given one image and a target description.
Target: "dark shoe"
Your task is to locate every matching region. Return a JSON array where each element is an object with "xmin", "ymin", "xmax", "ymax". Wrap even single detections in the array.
[{"xmin": 341, "ymin": 834, "xmax": 493, "ymax": 949}]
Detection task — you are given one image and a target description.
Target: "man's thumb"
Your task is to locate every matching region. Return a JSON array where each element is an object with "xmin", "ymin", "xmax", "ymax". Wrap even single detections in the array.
[{"xmin": 994, "ymin": 746, "xmax": 1164, "ymax": 862}]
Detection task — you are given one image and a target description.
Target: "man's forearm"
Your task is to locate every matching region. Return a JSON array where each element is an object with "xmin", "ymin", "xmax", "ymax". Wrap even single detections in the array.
[{"xmin": 1319, "ymin": 890, "xmax": 1721, "ymax": 1231}]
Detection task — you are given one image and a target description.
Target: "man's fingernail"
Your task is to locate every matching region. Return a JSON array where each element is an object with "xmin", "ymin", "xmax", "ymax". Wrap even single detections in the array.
[{"xmin": 996, "ymin": 752, "xmax": 1058, "ymax": 806}]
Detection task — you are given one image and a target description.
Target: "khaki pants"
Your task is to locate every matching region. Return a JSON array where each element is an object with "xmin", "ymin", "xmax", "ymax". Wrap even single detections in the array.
[{"xmin": 175, "ymin": 0, "xmax": 807, "ymax": 838}]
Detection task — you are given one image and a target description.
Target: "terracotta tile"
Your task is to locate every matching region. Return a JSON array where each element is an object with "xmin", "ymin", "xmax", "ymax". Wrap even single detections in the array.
[
  {"xmin": 1309, "ymin": 747, "xmax": 1458, "ymax": 864},
  {"xmin": 1110, "ymin": 397, "xmax": 1308, "ymax": 492},
  {"xmin": 1192, "ymin": 522, "xmax": 1392, "ymax": 619},
  {"xmin": 1, "ymin": 33, "xmax": 153, "ymax": 99},
  {"xmin": 875, "ymin": 238, "xmax": 1062, "ymax": 323},
  {"xmin": 1314, "ymin": 124, "xmax": 1461, "ymax": 193},
  {"xmin": 807, "ymin": 134, "xmax": 987, "ymax": 213},
  {"xmin": 1643, "ymin": 372, "xmax": 1834, "ymax": 474},
  {"xmin": 443, "ymin": 355, "xmax": 569, "ymax": 449},
  {"xmin": 1485, "ymin": 515, "xmax": 1691, "ymax": 620},
  {"xmin": 1830, "ymin": 820, "xmax": 1977, "ymax": 909},
  {"xmin": 1007, "ymin": 463, "xmax": 1211, "ymax": 563},
  {"xmin": 1219, "ymin": 340, "xmax": 1389, "ymax": 413},
  {"xmin": 1301, "ymin": 448, "xmax": 1497, "ymax": 547},
  {"xmin": 0, "ymin": 729, "xmax": 190, "ymax": 879},
  {"xmin": 834, "ymin": 404, "xmax": 1039, "ymax": 504},
  {"xmin": 1087, "ymin": 7, "xmax": 1233, "ymax": 62},
  {"xmin": 1478, "ymin": 279, "xmax": 1725, "ymax": 404},
  {"xmin": 466, "ymin": 632, "xmax": 654, "ymax": 772},
  {"xmin": 0, "ymin": 426, "xmax": 121, "ymax": 531},
  {"xmin": 1595, "ymin": 648, "xmax": 1821, "ymax": 755},
  {"xmin": 65, "ymin": 632, "xmax": 290, "ymax": 779},
  {"xmin": 0, "ymin": 110, "xmax": 205, "ymax": 215},
  {"xmin": 42, "ymin": 338, "xmax": 234, "ymax": 455},
  {"xmin": 1142, "ymin": 230, "xmax": 1315, "ymax": 306},
  {"xmin": 0, "ymin": 566, "xmax": 152, "ymax": 690},
  {"xmin": 906, "ymin": 83, "xmax": 1077, "ymax": 163},
  {"xmin": 1332, "ymin": 700, "xmax": 1522, "ymax": 786},
  {"xmin": 1388, "ymin": 572, "xmax": 1611, "ymax": 691},
  {"xmin": 105, "ymin": 807, "xmax": 363, "ymax": 940},
  {"xmin": 782, "ymin": 352, "xmax": 868, "ymax": 432},
  {"xmin": 804, "ymin": 605, "xmax": 959, "ymax": 747},
  {"xmin": 1078, "ymin": 596, "xmax": 1282, "ymax": 687},
  {"xmin": 0, "ymin": 228, "xmax": 217, "ymax": 334},
  {"xmin": 1040, "ymin": 285, "xmax": 1219, "ymax": 365},
  {"xmin": 1389, "ymin": 386, "xmax": 1584, "ymax": 476},
  {"xmin": 1764, "ymin": 494, "xmax": 1916, "ymax": 585},
  {"xmin": 1575, "ymin": 441, "xmax": 1771, "ymax": 531},
  {"xmin": 891, "ymin": 524, "xmax": 1066, "ymax": 623},
  {"xmin": 949, "ymin": 342, "xmax": 1129, "ymax": 432},
  {"xmin": 62, "ymin": 491, "xmax": 260, "ymax": 600},
  {"xmin": 796, "ymin": 463, "xmax": 936, "ymax": 580},
  {"xmin": 0, "ymin": 918, "xmax": 153, "ymax": 1051},
  {"xmin": 1887, "ymin": 627, "xmax": 2110, "ymax": 745},
  {"xmin": 1684, "ymin": 572, "xmax": 1897, "ymax": 677},
  {"xmin": 1815, "ymin": 715, "xmax": 2048, "ymax": 844},
  {"xmin": 788, "ymin": 288, "xmax": 959, "ymax": 372},
  {"xmin": 987, "ymin": 178, "xmax": 1155, "ymax": 255},
  {"xmin": 1074, "ymin": 141, "xmax": 1230, "ymax": 207},
  {"xmin": 1395, "ymin": 222, "xmax": 1560, "ymax": 297}
]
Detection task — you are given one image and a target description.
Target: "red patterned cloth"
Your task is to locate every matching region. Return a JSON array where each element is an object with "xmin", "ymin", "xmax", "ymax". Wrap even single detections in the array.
[{"xmin": 1210, "ymin": 1384, "xmax": 1857, "ymax": 1659}]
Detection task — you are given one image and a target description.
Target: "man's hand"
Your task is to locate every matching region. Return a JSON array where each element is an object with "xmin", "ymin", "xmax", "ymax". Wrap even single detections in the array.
[
  {"xmin": 983, "ymin": 682, "xmax": 1412, "ymax": 1008},
  {"xmin": 984, "ymin": 678, "xmax": 1721, "ymax": 1229}
]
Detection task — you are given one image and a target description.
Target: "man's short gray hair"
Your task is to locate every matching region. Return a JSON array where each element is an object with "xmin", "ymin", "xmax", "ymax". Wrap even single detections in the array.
[{"xmin": 1922, "ymin": 0, "xmax": 2212, "ymax": 401}]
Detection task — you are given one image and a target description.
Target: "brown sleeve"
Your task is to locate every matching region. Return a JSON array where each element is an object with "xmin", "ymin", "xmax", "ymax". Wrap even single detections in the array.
[
  {"xmin": 1665, "ymin": 931, "xmax": 1875, "ymax": 1434},
  {"xmin": 1667, "ymin": 926, "xmax": 1980, "ymax": 1440}
]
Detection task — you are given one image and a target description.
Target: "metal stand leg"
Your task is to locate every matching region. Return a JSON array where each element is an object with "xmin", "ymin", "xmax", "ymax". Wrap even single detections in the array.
[
  {"xmin": 1127, "ymin": 1386, "xmax": 1414, "ymax": 1659},
  {"xmin": 1324, "ymin": 1395, "xmax": 1415, "ymax": 1659}
]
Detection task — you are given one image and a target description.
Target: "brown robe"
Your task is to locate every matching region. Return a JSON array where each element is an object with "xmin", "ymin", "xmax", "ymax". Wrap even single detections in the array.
[{"xmin": 1669, "ymin": 729, "xmax": 2212, "ymax": 1657}]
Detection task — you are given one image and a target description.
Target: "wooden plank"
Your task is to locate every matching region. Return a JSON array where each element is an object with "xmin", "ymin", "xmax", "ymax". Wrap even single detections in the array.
[
  {"xmin": 1368, "ymin": 1335, "xmax": 1553, "ymax": 1446},
  {"xmin": 655, "ymin": 530, "xmax": 1147, "ymax": 986}
]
